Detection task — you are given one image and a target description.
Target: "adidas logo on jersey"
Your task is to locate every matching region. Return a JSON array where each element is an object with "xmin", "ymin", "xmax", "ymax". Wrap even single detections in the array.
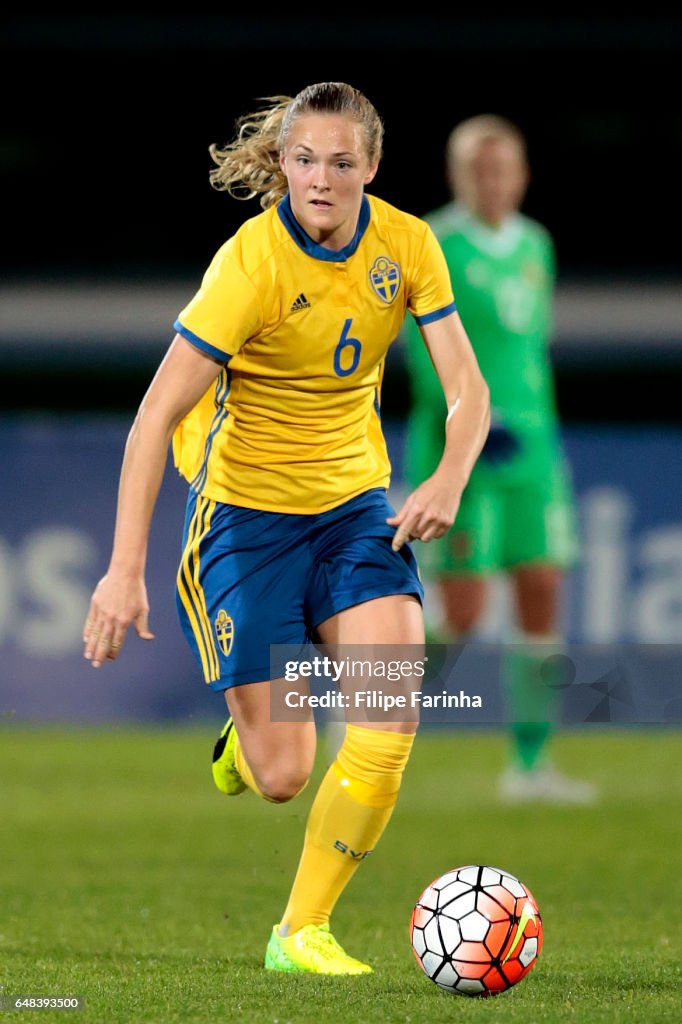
[{"xmin": 290, "ymin": 293, "xmax": 311, "ymax": 313}]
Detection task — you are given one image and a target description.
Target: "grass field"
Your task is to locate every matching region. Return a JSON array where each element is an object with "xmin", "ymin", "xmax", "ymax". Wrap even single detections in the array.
[{"xmin": 1, "ymin": 725, "xmax": 681, "ymax": 1023}]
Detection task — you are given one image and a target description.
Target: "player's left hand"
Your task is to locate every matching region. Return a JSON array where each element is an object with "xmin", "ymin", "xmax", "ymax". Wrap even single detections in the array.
[
  {"xmin": 387, "ymin": 475, "xmax": 462, "ymax": 552},
  {"xmin": 83, "ymin": 570, "xmax": 155, "ymax": 669}
]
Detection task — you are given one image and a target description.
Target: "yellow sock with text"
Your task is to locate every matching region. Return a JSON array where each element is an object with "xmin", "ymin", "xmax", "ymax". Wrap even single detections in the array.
[{"xmin": 279, "ymin": 724, "xmax": 415, "ymax": 935}]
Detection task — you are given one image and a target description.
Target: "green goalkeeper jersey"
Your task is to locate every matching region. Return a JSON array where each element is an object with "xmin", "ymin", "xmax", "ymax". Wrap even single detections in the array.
[{"xmin": 404, "ymin": 201, "xmax": 562, "ymax": 485}]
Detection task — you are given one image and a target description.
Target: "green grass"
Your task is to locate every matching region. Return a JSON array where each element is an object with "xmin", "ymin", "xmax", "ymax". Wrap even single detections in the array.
[{"xmin": 1, "ymin": 726, "xmax": 681, "ymax": 1023}]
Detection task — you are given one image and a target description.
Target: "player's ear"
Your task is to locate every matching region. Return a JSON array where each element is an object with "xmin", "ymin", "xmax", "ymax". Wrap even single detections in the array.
[
  {"xmin": 279, "ymin": 152, "xmax": 288, "ymax": 176},
  {"xmin": 364, "ymin": 161, "xmax": 379, "ymax": 186}
]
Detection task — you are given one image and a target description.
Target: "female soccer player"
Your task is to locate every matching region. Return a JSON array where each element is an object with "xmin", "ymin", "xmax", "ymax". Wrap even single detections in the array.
[
  {"xmin": 403, "ymin": 115, "xmax": 595, "ymax": 804},
  {"xmin": 82, "ymin": 82, "xmax": 490, "ymax": 974}
]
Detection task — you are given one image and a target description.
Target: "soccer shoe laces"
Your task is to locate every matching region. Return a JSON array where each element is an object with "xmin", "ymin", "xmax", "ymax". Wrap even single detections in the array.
[
  {"xmin": 293, "ymin": 924, "xmax": 362, "ymax": 967},
  {"xmin": 303, "ymin": 926, "xmax": 344, "ymax": 961}
]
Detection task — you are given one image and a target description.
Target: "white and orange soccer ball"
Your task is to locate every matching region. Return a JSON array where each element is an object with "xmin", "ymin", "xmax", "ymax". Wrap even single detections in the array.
[{"xmin": 410, "ymin": 864, "xmax": 543, "ymax": 997}]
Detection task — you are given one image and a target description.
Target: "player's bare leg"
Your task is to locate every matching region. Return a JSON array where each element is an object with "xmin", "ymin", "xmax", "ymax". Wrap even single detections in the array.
[
  {"xmin": 324, "ymin": 592, "xmax": 424, "ymax": 758},
  {"xmin": 213, "ymin": 681, "xmax": 316, "ymax": 803},
  {"xmin": 439, "ymin": 575, "xmax": 487, "ymax": 637},
  {"xmin": 513, "ymin": 564, "xmax": 561, "ymax": 635}
]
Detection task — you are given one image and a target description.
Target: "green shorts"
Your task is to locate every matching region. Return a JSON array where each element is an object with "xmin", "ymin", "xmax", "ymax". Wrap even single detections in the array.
[{"xmin": 417, "ymin": 458, "xmax": 580, "ymax": 578}]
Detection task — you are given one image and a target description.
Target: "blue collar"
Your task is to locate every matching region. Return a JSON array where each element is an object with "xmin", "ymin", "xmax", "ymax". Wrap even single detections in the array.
[{"xmin": 277, "ymin": 194, "xmax": 370, "ymax": 262}]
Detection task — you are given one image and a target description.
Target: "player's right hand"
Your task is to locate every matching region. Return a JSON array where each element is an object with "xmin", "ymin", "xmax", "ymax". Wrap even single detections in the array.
[{"xmin": 83, "ymin": 572, "xmax": 155, "ymax": 668}]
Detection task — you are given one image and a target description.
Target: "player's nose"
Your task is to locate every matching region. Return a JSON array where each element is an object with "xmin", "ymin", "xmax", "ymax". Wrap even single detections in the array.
[{"xmin": 312, "ymin": 165, "xmax": 330, "ymax": 190}]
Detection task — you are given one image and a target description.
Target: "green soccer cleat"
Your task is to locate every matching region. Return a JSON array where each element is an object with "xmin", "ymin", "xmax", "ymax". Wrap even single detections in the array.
[
  {"xmin": 211, "ymin": 717, "xmax": 247, "ymax": 795},
  {"xmin": 264, "ymin": 923, "xmax": 373, "ymax": 975}
]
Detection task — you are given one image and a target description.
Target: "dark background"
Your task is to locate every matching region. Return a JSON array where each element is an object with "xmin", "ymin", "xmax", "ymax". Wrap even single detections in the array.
[{"xmin": 2, "ymin": 13, "xmax": 682, "ymax": 419}]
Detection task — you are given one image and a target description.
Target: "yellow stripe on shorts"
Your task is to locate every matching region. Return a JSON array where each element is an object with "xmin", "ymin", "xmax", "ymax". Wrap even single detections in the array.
[{"xmin": 177, "ymin": 495, "xmax": 220, "ymax": 682}]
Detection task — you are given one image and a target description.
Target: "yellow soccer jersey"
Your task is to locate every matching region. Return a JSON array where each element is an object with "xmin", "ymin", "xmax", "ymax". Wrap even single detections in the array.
[{"xmin": 172, "ymin": 193, "xmax": 455, "ymax": 513}]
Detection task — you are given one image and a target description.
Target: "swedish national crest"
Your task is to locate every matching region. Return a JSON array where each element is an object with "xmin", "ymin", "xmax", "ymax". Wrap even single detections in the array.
[
  {"xmin": 215, "ymin": 609, "xmax": 234, "ymax": 657},
  {"xmin": 369, "ymin": 256, "xmax": 401, "ymax": 304}
]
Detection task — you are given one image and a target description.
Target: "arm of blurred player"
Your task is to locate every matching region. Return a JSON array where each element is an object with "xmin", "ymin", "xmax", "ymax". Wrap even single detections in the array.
[
  {"xmin": 83, "ymin": 335, "xmax": 224, "ymax": 668},
  {"xmin": 388, "ymin": 311, "xmax": 490, "ymax": 550}
]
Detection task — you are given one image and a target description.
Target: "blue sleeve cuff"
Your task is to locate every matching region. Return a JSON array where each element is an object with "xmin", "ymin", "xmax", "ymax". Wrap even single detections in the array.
[
  {"xmin": 174, "ymin": 320, "xmax": 231, "ymax": 363},
  {"xmin": 413, "ymin": 301, "xmax": 457, "ymax": 326}
]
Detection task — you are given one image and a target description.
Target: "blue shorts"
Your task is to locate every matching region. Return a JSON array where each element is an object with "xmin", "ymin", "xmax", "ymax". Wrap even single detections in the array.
[{"xmin": 176, "ymin": 487, "xmax": 423, "ymax": 690}]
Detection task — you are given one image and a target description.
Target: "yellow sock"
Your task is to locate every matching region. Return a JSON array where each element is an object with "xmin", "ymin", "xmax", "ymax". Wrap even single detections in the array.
[{"xmin": 279, "ymin": 724, "xmax": 415, "ymax": 935}]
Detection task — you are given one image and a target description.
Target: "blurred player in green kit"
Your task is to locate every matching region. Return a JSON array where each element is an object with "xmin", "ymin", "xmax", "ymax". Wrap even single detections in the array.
[{"xmin": 403, "ymin": 114, "xmax": 596, "ymax": 804}]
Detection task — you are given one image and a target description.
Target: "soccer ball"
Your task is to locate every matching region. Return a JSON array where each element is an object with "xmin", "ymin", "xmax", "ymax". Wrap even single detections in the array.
[{"xmin": 410, "ymin": 864, "xmax": 543, "ymax": 997}]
